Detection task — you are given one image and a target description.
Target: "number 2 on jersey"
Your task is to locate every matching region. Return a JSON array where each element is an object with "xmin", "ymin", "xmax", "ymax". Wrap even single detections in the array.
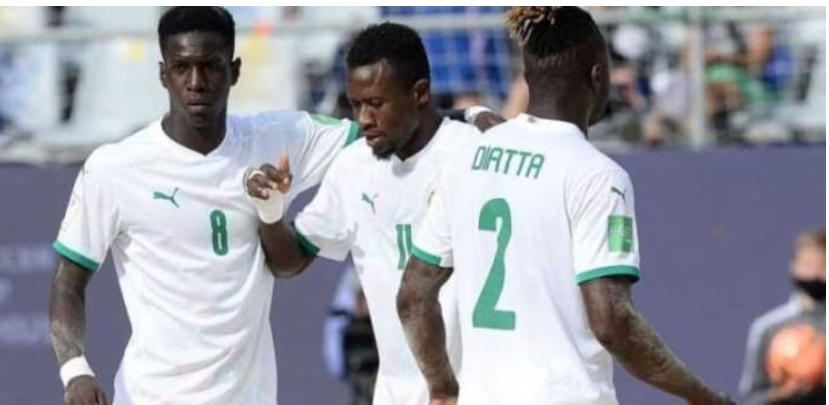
[
  {"xmin": 473, "ymin": 198, "xmax": 516, "ymax": 330},
  {"xmin": 210, "ymin": 210, "xmax": 229, "ymax": 256}
]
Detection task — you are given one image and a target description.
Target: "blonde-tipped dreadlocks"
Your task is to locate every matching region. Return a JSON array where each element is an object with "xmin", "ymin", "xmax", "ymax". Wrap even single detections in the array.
[{"xmin": 506, "ymin": 6, "xmax": 602, "ymax": 69}]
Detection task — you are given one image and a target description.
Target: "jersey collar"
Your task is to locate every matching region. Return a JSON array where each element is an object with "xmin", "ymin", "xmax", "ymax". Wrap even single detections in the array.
[
  {"xmin": 391, "ymin": 117, "xmax": 450, "ymax": 168},
  {"xmin": 152, "ymin": 117, "xmax": 234, "ymax": 159},
  {"xmin": 514, "ymin": 114, "xmax": 586, "ymax": 138}
]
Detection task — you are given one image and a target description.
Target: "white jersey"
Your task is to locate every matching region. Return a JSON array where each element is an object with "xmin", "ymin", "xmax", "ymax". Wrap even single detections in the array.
[
  {"xmin": 413, "ymin": 114, "xmax": 641, "ymax": 405},
  {"xmin": 294, "ymin": 119, "xmax": 480, "ymax": 405},
  {"xmin": 54, "ymin": 111, "xmax": 358, "ymax": 405}
]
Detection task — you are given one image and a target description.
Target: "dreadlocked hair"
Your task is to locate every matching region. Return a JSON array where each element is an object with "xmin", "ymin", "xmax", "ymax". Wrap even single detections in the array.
[{"xmin": 506, "ymin": 6, "xmax": 603, "ymax": 70}]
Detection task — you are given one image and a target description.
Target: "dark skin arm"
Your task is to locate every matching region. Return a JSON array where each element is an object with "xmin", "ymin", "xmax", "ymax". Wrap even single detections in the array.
[
  {"xmin": 471, "ymin": 111, "xmax": 506, "ymax": 132},
  {"xmin": 397, "ymin": 257, "xmax": 458, "ymax": 404},
  {"xmin": 245, "ymin": 156, "xmax": 315, "ymax": 278},
  {"xmin": 257, "ymin": 220, "xmax": 315, "ymax": 279},
  {"xmin": 581, "ymin": 276, "xmax": 734, "ymax": 405},
  {"xmin": 50, "ymin": 257, "xmax": 108, "ymax": 405},
  {"xmin": 443, "ymin": 109, "xmax": 506, "ymax": 132}
]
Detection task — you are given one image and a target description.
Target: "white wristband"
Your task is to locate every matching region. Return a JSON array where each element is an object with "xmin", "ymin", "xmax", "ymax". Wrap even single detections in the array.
[
  {"xmin": 464, "ymin": 105, "xmax": 495, "ymax": 123},
  {"xmin": 60, "ymin": 356, "xmax": 95, "ymax": 388},
  {"xmin": 245, "ymin": 169, "xmax": 285, "ymax": 224}
]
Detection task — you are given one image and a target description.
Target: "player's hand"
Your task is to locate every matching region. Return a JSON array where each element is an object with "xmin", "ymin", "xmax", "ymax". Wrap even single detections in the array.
[
  {"xmin": 429, "ymin": 398, "xmax": 457, "ymax": 405},
  {"xmin": 472, "ymin": 111, "xmax": 505, "ymax": 132},
  {"xmin": 246, "ymin": 155, "xmax": 293, "ymax": 199},
  {"xmin": 64, "ymin": 375, "xmax": 108, "ymax": 405},
  {"xmin": 245, "ymin": 155, "xmax": 292, "ymax": 224},
  {"xmin": 768, "ymin": 378, "xmax": 815, "ymax": 402}
]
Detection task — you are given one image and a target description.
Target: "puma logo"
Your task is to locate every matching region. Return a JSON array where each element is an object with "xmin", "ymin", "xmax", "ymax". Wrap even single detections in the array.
[
  {"xmin": 153, "ymin": 188, "xmax": 180, "ymax": 208},
  {"xmin": 361, "ymin": 193, "xmax": 378, "ymax": 214}
]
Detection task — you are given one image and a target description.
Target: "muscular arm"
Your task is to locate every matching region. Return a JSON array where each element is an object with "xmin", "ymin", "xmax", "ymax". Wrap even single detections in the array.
[
  {"xmin": 50, "ymin": 258, "xmax": 93, "ymax": 366},
  {"xmin": 50, "ymin": 257, "xmax": 110, "ymax": 404},
  {"xmin": 397, "ymin": 257, "xmax": 458, "ymax": 400},
  {"xmin": 259, "ymin": 220, "xmax": 316, "ymax": 278},
  {"xmin": 581, "ymin": 276, "xmax": 729, "ymax": 404}
]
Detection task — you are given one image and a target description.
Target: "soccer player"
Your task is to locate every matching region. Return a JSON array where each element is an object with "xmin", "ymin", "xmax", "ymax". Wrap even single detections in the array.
[
  {"xmin": 49, "ymin": 7, "xmax": 359, "ymax": 405},
  {"xmin": 397, "ymin": 7, "xmax": 735, "ymax": 405},
  {"xmin": 244, "ymin": 23, "xmax": 481, "ymax": 405}
]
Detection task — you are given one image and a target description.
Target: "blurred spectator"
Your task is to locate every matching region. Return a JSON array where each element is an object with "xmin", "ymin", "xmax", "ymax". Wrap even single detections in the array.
[
  {"xmin": 381, "ymin": 7, "xmax": 513, "ymax": 110},
  {"xmin": 225, "ymin": 6, "xmax": 302, "ymax": 112},
  {"xmin": 1, "ymin": 6, "xmax": 824, "ymax": 152},
  {"xmin": 702, "ymin": 19, "xmax": 781, "ymax": 141},
  {"xmin": 0, "ymin": 7, "xmax": 60, "ymax": 137},
  {"xmin": 323, "ymin": 263, "xmax": 378, "ymax": 405},
  {"xmin": 648, "ymin": 11, "xmax": 792, "ymax": 145},
  {"xmin": 504, "ymin": 7, "xmax": 657, "ymax": 145},
  {"xmin": 298, "ymin": 7, "xmax": 378, "ymax": 111},
  {"xmin": 321, "ymin": 8, "xmax": 515, "ymax": 117},
  {"xmin": 56, "ymin": 6, "xmax": 164, "ymax": 143},
  {"xmin": 320, "ymin": 36, "xmax": 354, "ymax": 119},
  {"xmin": 590, "ymin": 7, "xmax": 655, "ymax": 144},
  {"xmin": 772, "ymin": 18, "xmax": 826, "ymax": 143},
  {"xmin": 0, "ymin": 46, "xmax": 11, "ymax": 137},
  {"xmin": 738, "ymin": 230, "xmax": 826, "ymax": 405}
]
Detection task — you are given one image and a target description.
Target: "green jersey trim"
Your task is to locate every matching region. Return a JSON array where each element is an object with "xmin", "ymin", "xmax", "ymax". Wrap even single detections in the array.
[
  {"xmin": 292, "ymin": 224, "xmax": 321, "ymax": 257},
  {"xmin": 344, "ymin": 122, "xmax": 361, "ymax": 147},
  {"xmin": 577, "ymin": 265, "xmax": 640, "ymax": 285},
  {"xmin": 411, "ymin": 245, "xmax": 443, "ymax": 267},
  {"xmin": 53, "ymin": 241, "xmax": 100, "ymax": 272}
]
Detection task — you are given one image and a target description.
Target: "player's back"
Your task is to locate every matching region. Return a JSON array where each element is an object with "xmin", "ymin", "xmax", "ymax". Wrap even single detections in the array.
[{"xmin": 442, "ymin": 114, "xmax": 629, "ymax": 405}]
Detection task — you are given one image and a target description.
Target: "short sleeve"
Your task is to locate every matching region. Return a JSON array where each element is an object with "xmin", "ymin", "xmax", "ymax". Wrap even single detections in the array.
[
  {"xmin": 53, "ymin": 154, "xmax": 120, "ymax": 272},
  {"xmin": 293, "ymin": 167, "xmax": 354, "ymax": 262},
  {"xmin": 568, "ymin": 169, "xmax": 641, "ymax": 284},
  {"xmin": 245, "ymin": 111, "xmax": 360, "ymax": 202},
  {"xmin": 289, "ymin": 113, "xmax": 360, "ymax": 196},
  {"xmin": 411, "ymin": 168, "xmax": 454, "ymax": 268}
]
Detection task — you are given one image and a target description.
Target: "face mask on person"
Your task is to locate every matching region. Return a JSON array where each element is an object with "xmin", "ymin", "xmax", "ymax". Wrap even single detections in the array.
[{"xmin": 793, "ymin": 278, "xmax": 826, "ymax": 302}]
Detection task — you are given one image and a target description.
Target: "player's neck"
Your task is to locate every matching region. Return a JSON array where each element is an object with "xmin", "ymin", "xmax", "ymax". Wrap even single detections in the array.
[
  {"xmin": 526, "ymin": 87, "xmax": 590, "ymax": 136},
  {"xmin": 526, "ymin": 102, "xmax": 589, "ymax": 136},
  {"xmin": 395, "ymin": 108, "xmax": 442, "ymax": 161},
  {"xmin": 162, "ymin": 112, "xmax": 227, "ymax": 155}
]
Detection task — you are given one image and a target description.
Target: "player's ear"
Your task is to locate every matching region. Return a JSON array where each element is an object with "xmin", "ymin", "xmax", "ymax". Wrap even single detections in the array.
[
  {"xmin": 589, "ymin": 64, "xmax": 601, "ymax": 94},
  {"xmin": 159, "ymin": 61, "xmax": 169, "ymax": 89},
  {"xmin": 231, "ymin": 57, "xmax": 242, "ymax": 86},
  {"xmin": 413, "ymin": 78, "xmax": 430, "ymax": 108},
  {"xmin": 588, "ymin": 62, "xmax": 610, "ymax": 125},
  {"xmin": 589, "ymin": 62, "xmax": 608, "ymax": 98}
]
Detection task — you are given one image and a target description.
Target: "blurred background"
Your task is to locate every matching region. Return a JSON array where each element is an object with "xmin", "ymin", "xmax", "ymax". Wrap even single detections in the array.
[{"xmin": 0, "ymin": 6, "xmax": 825, "ymax": 405}]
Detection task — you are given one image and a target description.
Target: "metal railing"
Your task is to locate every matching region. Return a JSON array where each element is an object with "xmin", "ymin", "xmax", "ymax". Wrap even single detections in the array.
[{"xmin": 0, "ymin": 6, "xmax": 824, "ymax": 164}]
